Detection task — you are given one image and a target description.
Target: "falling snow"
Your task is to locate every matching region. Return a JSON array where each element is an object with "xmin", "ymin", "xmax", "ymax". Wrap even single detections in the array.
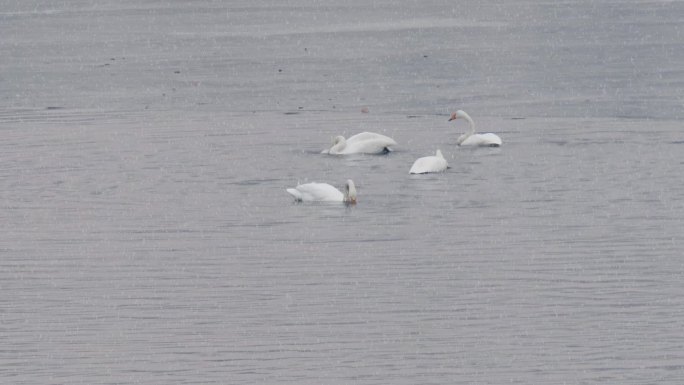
[{"xmin": 1, "ymin": 1, "xmax": 683, "ymax": 384}]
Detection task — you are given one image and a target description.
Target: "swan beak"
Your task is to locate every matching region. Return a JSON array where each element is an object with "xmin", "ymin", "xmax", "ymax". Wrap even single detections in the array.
[{"xmin": 448, "ymin": 117, "xmax": 456, "ymax": 121}]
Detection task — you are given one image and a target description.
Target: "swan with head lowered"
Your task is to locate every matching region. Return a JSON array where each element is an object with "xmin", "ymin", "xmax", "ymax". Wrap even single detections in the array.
[
  {"xmin": 409, "ymin": 149, "xmax": 448, "ymax": 174},
  {"xmin": 286, "ymin": 179, "xmax": 357, "ymax": 204},
  {"xmin": 449, "ymin": 110, "xmax": 502, "ymax": 147},
  {"xmin": 321, "ymin": 132, "xmax": 397, "ymax": 155}
]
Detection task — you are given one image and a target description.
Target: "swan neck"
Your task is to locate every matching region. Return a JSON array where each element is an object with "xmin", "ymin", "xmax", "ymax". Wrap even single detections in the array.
[
  {"xmin": 345, "ymin": 180, "xmax": 357, "ymax": 203},
  {"xmin": 329, "ymin": 136, "xmax": 346, "ymax": 154},
  {"xmin": 464, "ymin": 114, "xmax": 475, "ymax": 134}
]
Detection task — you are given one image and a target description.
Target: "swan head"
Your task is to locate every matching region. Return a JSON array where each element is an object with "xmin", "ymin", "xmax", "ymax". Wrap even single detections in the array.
[
  {"xmin": 344, "ymin": 179, "xmax": 357, "ymax": 204},
  {"xmin": 448, "ymin": 110, "xmax": 468, "ymax": 121}
]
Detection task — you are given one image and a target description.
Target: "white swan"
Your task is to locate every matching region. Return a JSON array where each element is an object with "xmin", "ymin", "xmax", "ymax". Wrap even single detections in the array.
[
  {"xmin": 449, "ymin": 110, "xmax": 502, "ymax": 147},
  {"xmin": 321, "ymin": 132, "xmax": 397, "ymax": 155},
  {"xmin": 286, "ymin": 179, "xmax": 357, "ymax": 204},
  {"xmin": 409, "ymin": 149, "xmax": 448, "ymax": 174}
]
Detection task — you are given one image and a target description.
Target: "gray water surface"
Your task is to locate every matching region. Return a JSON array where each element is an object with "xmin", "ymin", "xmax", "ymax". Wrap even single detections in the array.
[{"xmin": 2, "ymin": 1, "xmax": 683, "ymax": 384}]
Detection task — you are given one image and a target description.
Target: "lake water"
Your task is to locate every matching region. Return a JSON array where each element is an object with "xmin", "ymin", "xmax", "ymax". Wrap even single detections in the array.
[{"xmin": 2, "ymin": 1, "xmax": 683, "ymax": 384}]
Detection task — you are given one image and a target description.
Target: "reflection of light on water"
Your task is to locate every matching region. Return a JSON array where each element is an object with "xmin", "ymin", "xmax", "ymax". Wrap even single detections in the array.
[{"xmin": 171, "ymin": 18, "xmax": 507, "ymax": 38}]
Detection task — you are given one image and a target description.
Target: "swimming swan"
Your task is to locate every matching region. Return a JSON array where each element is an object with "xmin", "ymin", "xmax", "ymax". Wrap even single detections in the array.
[
  {"xmin": 409, "ymin": 149, "xmax": 448, "ymax": 174},
  {"xmin": 449, "ymin": 110, "xmax": 502, "ymax": 147},
  {"xmin": 321, "ymin": 132, "xmax": 397, "ymax": 155},
  {"xmin": 287, "ymin": 179, "xmax": 357, "ymax": 204}
]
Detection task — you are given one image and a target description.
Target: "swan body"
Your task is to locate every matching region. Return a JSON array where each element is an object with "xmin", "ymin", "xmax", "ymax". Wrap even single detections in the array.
[
  {"xmin": 321, "ymin": 132, "xmax": 397, "ymax": 155},
  {"xmin": 449, "ymin": 110, "xmax": 502, "ymax": 147},
  {"xmin": 287, "ymin": 179, "xmax": 357, "ymax": 204},
  {"xmin": 409, "ymin": 149, "xmax": 448, "ymax": 174}
]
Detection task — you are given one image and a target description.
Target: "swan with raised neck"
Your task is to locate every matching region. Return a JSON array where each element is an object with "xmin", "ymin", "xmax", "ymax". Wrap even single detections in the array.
[{"xmin": 448, "ymin": 110, "xmax": 502, "ymax": 147}]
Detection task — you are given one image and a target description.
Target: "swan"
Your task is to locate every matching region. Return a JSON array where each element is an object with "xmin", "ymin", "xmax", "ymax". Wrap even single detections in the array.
[
  {"xmin": 286, "ymin": 179, "xmax": 357, "ymax": 204},
  {"xmin": 409, "ymin": 149, "xmax": 448, "ymax": 174},
  {"xmin": 448, "ymin": 110, "xmax": 502, "ymax": 147},
  {"xmin": 321, "ymin": 132, "xmax": 397, "ymax": 155}
]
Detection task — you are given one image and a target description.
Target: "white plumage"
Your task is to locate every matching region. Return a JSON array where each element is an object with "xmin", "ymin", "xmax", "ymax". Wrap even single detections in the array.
[
  {"xmin": 321, "ymin": 132, "xmax": 397, "ymax": 155},
  {"xmin": 449, "ymin": 110, "xmax": 502, "ymax": 147},
  {"xmin": 409, "ymin": 149, "xmax": 448, "ymax": 174},
  {"xmin": 286, "ymin": 180, "xmax": 357, "ymax": 203}
]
